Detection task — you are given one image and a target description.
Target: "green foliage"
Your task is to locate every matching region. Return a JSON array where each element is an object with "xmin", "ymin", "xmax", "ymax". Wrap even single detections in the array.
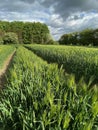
[
  {"xmin": 0, "ymin": 37, "xmax": 3, "ymax": 44},
  {"xmin": 93, "ymin": 29, "xmax": 98, "ymax": 46},
  {"xmin": 10, "ymin": 21, "xmax": 24, "ymax": 43},
  {"xmin": 47, "ymin": 39, "xmax": 59, "ymax": 45},
  {"xmin": 59, "ymin": 34, "xmax": 69, "ymax": 45},
  {"xmin": 79, "ymin": 29, "xmax": 94, "ymax": 46},
  {"xmin": 22, "ymin": 23, "xmax": 33, "ymax": 44},
  {"xmin": 0, "ymin": 21, "xmax": 51, "ymax": 44},
  {"xmin": 0, "ymin": 47, "xmax": 98, "ymax": 130},
  {"xmin": 59, "ymin": 28, "xmax": 98, "ymax": 46},
  {"xmin": 3, "ymin": 32, "xmax": 19, "ymax": 44},
  {"xmin": 0, "ymin": 29, "xmax": 5, "ymax": 44}
]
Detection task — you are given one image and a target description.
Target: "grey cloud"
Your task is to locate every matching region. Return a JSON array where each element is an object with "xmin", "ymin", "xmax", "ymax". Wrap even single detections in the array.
[
  {"xmin": 40, "ymin": 0, "xmax": 98, "ymax": 39},
  {"xmin": 0, "ymin": 1, "xmax": 29, "ymax": 12},
  {"xmin": 41, "ymin": 0, "xmax": 98, "ymax": 19},
  {"xmin": 0, "ymin": 0, "xmax": 98, "ymax": 40},
  {"xmin": 0, "ymin": 0, "xmax": 98, "ymax": 18},
  {"xmin": 20, "ymin": 0, "xmax": 35, "ymax": 4},
  {"xmin": 48, "ymin": 11, "xmax": 98, "ymax": 40},
  {"xmin": 0, "ymin": 0, "xmax": 40, "ymax": 13}
]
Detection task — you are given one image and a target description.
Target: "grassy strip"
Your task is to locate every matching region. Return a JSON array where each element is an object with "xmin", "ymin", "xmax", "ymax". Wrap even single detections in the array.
[
  {"xmin": 0, "ymin": 47, "xmax": 98, "ymax": 130},
  {"xmin": 25, "ymin": 45, "xmax": 98, "ymax": 83},
  {"xmin": 0, "ymin": 45, "xmax": 15, "ymax": 69}
]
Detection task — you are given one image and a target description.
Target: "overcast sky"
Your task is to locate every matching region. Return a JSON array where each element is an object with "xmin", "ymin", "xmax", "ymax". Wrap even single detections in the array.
[{"xmin": 0, "ymin": 0, "xmax": 98, "ymax": 40}]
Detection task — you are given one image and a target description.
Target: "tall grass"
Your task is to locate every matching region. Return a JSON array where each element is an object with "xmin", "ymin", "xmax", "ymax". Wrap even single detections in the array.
[
  {"xmin": 0, "ymin": 47, "xmax": 98, "ymax": 130},
  {"xmin": 0, "ymin": 45, "xmax": 15, "ymax": 69},
  {"xmin": 25, "ymin": 45, "xmax": 98, "ymax": 83}
]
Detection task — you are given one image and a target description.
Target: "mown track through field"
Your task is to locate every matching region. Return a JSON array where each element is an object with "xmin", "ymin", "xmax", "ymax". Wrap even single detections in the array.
[{"xmin": 0, "ymin": 50, "xmax": 16, "ymax": 88}]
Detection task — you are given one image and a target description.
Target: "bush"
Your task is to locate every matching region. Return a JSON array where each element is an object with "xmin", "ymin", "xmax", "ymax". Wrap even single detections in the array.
[
  {"xmin": 0, "ymin": 37, "xmax": 4, "ymax": 44},
  {"xmin": 47, "ymin": 39, "xmax": 59, "ymax": 45},
  {"xmin": 3, "ymin": 32, "xmax": 19, "ymax": 44}
]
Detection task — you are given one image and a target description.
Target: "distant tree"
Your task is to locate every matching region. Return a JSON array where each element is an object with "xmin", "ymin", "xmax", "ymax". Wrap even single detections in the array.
[
  {"xmin": 0, "ymin": 21, "xmax": 51, "ymax": 44},
  {"xmin": 46, "ymin": 39, "xmax": 59, "ymax": 45},
  {"xmin": 3, "ymin": 32, "xmax": 19, "ymax": 44},
  {"xmin": 78, "ymin": 29, "xmax": 94, "ymax": 46},
  {"xmin": 22, "ymin": 23, "xmax": 32, "ymax": 44},
  {"xmin": 40, "ymin": 24, "xmax": 50, "ymax": 44},
  {"xmin": 59, "ymin": 33, "xmax": 78, "ymax": 45},
  {"xmin": 0, "ymin": 21, "xmax": 10, "ymax": 32},
  {"xmin": 44, "ymin": 33, "xmax": 53, "ymax": 44},
  {"xmin": 69, "ymin": 32, "xmax": 78, "ymax": 45},
  {"xmin": 22, "ymin": 22, "xmax": 50, "ymax": 44},
  {"xmin": 59, "ymin": 34, "xmax": 69, "ymax": 45},
  {"xmin": 59, "ymin": 28, "xmax": 98, "ymax": 46},
  {"xmin": 0, "ymin": 37, "xmax": 3, "ymax": 44},
  {"xmin": 93, "ymin": 29, "xmax": 98, "ymax": 46},
  {"xmin": 10, "ymin": 21, "xmax": 24, "ymax": 43}
]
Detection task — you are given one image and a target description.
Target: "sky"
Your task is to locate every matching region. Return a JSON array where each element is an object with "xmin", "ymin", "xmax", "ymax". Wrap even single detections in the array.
[{"xmin": 0, "ymin": 0, "xmax": 98, "ymax": 40}]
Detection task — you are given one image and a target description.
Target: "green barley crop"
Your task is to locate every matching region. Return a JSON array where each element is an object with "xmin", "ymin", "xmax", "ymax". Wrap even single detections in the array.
[
  {"xmin": 25, "ymin": 44, "xmax": 98, "ymax": 83},
  {"xmin": 0, "ymin": 47, "xmax": 98, "ymax": 130}
]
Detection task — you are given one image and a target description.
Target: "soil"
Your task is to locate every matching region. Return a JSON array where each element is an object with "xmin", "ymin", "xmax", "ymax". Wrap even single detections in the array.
[{"xmin": 0, "ymin": 50, "xmax": 16, "ymax": 89}]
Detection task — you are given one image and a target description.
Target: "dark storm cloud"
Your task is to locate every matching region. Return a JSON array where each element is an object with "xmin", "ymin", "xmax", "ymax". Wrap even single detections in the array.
[
  {"xmin": 0, "ymin": 0, "xmax": 30, "ymax": 12},
  {"xmin": 41, "ymin": 0, "xmax": 98, "ymax": 39},
  {"xmin": 41, "ymin": 0, "xmax": 98, "ymax": 20},
  {"xmin": 20, "ymin": 0, "xmax": 35, "ymax": 3},
  {"xmin": 0, "ymin": 0, "xmax": 98, "ymax": 19},
  {"xmin": 0, "ymin": 0, "xmax": 38, "ymax": 13}
]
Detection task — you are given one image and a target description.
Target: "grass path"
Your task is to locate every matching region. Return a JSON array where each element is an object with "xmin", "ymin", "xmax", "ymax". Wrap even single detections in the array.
[{"xmin": 0, "ymin": 50, "xmax": 16, "ymax": 88}]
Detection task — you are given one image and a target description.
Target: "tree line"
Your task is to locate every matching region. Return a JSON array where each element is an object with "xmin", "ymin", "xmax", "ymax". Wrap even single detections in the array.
[
  {"xmin": 0, "ymin": 21, "xmax": 53, "ymax": 44},
  {"xmin": 59, "ymin": 28, "xmax": 98, "ymax": 46}
]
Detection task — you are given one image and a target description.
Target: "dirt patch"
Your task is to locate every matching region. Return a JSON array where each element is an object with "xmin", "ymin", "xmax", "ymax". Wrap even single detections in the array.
[{"xmin": 0, "ymin": 50, "xmax": 16, "ymax": 88}]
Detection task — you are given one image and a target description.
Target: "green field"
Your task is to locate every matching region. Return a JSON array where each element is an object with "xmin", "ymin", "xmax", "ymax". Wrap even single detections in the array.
[
  {"xmin": 25, "ymin": 45, "xmax": 98, "ymax": 83},
  {"xmin": 0, "ymin": 45, "xmax": 15, "ymax": 69},
  {"xmin": 0, "ymin": 45, "xmax": 98, "ymax": 130}
]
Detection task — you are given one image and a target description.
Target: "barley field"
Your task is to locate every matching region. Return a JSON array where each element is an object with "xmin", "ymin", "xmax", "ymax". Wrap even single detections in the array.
[{"xmin": 0, "ymin": 46, "xmax": 98, "ymax": 130}]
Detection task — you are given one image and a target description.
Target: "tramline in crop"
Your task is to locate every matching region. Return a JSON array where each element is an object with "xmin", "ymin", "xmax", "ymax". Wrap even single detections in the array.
[
  {"xmin": 25, "ymin": 44, "xmax": 98, "ymax": 83},
  {"xmin": 0, "ymin": 45, "xmax": 15, "ymax": 69}
]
